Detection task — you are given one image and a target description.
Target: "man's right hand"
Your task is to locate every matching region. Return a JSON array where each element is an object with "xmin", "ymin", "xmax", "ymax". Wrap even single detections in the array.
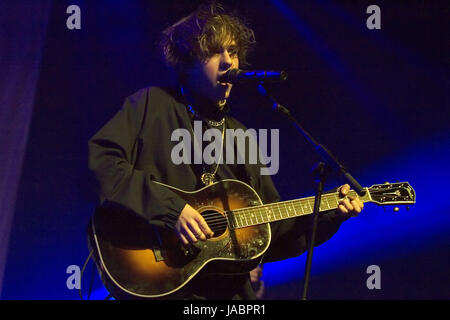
[{"xmin": 175, "ymin": 204, "xmax": 214, "ymax": 245}]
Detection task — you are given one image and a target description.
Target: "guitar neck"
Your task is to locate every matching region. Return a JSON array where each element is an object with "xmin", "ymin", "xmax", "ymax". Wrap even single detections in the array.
[{"xmin": 229, "ymin": 189, "xmax": 372, "ymax": 229}]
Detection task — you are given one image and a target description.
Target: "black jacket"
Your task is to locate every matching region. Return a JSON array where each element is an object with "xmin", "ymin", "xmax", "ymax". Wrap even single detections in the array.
[{"xmin": 88, "ymin": 86, "xmax": 347, "ymax": 299}]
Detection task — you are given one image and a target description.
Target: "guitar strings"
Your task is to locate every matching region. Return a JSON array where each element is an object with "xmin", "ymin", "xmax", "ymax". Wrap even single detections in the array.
[
  {"xmin": 199, "ymin": 191, "xmax": 348, "ymax": 229},
  {"xmin": 198, "ymin": 188, "xmax": 383, "ymax": 234},
  {"xmin": 202, "ymin": 206, "xmax": 332, "ymax": 229},
  {"xmin": 198, "ymin": 190, "xmax": 367, "ymax": 232}
]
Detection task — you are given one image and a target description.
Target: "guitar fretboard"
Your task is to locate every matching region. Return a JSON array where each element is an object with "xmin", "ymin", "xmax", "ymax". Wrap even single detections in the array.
[{"xmin": 228, "ymin": 189, "xmax": 371, "ymax": 229}]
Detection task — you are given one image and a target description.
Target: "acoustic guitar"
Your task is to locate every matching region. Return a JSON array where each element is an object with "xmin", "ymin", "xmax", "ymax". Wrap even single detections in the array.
[{"xmin": 87, "ymin": 179, "xmax": 415, "ymax": 299}]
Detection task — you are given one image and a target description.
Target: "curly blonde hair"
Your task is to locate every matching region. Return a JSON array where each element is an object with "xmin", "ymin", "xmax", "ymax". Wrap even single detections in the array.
[{"xmin": 159, "ymin": 2, "xmax": 255, "ymax": 74}]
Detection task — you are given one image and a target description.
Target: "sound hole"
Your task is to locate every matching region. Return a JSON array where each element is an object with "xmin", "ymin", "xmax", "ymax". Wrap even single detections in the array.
[{"xmin": 201, "ymin": 209, "xmax": 228, "ymax": 237}]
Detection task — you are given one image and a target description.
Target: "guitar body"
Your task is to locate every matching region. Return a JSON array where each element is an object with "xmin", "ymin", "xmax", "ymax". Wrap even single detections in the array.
[{"xmin": 88, "ymin": 179, "xmax": 271, "ymax": 299}]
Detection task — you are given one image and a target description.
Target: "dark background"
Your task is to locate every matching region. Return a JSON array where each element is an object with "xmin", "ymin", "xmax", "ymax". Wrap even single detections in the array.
[{"xmin": 1, "ymin": 0, "xmax": 449, "ymax": 300}]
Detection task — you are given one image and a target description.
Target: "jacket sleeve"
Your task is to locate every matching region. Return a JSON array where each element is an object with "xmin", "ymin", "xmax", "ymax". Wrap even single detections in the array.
[{"xmin": 88, "ymin": 88, "xmax": 186, "ymax": 230}]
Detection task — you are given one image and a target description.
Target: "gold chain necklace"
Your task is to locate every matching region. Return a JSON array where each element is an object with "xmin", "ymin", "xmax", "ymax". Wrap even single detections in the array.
[
  {"xmin": 198, "ymin": 121, "xmax": 225, "ymax": 186},
  {"xmin": 180, "ymin": 87, "xmax": 226, "ymax": 186}
]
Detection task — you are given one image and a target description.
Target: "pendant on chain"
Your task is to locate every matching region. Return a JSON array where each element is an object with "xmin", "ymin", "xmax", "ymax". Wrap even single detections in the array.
[{"xmin": 201, "ymin": 173, "xmax": 216, "ymax": 186}]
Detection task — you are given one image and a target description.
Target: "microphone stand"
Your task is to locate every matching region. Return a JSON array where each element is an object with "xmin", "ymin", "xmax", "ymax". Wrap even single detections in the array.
[{"xmin": 257, "ymin": 83, "xmax": 365, "ymax": 300}]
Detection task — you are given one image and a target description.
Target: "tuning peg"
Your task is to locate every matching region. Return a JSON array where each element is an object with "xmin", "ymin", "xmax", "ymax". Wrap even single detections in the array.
[
  {"xmin": 393, "ymin": 207, "xmax": 400, "ymax": 212},
  {"xmin": 406, "ymin": 206, "xmax": 410, "ymax": 211},
  {"xmin": 384, "ymin": 181, "xmax": 389, "ymax": 184}
]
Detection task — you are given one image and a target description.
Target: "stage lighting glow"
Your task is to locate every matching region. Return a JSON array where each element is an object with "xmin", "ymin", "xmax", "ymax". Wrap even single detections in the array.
[{"xmin": 263, "ymin": 130, "xmax": 450, "ymax": 287}]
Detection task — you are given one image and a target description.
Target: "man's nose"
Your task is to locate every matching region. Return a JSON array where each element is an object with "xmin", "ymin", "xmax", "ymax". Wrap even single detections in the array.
[{"xmin": 219, "ymin": 50, "xmax": 233, "ymax": 70}]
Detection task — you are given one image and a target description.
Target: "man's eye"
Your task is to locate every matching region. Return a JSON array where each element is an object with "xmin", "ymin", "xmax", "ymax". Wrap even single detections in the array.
[
  {"xmin": 228, "ymin": 48, "xmax": 238, "ymax": 56},
  {"xmin": 213, "ymin": 47, "xmax": 238, "ymax": 57}
]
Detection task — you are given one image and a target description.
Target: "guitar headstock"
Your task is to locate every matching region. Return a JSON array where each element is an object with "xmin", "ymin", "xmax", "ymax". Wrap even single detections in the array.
[{"xmin": 367, "ymin": 182, "xmax": 416, "ymax": 206}]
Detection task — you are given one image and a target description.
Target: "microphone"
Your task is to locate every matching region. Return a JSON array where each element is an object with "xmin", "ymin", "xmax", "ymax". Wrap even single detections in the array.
[{"xmin": 218, "ymin": 69, "xmax": 287, "ymax": 84}]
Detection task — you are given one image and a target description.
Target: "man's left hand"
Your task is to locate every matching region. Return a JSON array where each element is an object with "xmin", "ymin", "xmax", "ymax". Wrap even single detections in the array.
[{"xmin": 337, "ymin": 184, "xmax": 364, "ymax": 217}]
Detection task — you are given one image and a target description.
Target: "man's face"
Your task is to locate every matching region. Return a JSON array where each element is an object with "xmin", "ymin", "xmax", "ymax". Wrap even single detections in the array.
[{"xmin": 185, "ymin": 41, "xmax": 239, "ymax": 104}]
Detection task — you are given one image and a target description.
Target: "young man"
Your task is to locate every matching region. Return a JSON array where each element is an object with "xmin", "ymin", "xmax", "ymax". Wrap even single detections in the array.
[{"xmin": 88, "ymin": 3, "xmax": 363, "ymax": 300}]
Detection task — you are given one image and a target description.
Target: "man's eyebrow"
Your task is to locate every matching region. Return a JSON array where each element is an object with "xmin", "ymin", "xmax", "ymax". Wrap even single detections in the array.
[{"xmin": 225, "ymin": 41, "xmax": 237, "ymax": 48}]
